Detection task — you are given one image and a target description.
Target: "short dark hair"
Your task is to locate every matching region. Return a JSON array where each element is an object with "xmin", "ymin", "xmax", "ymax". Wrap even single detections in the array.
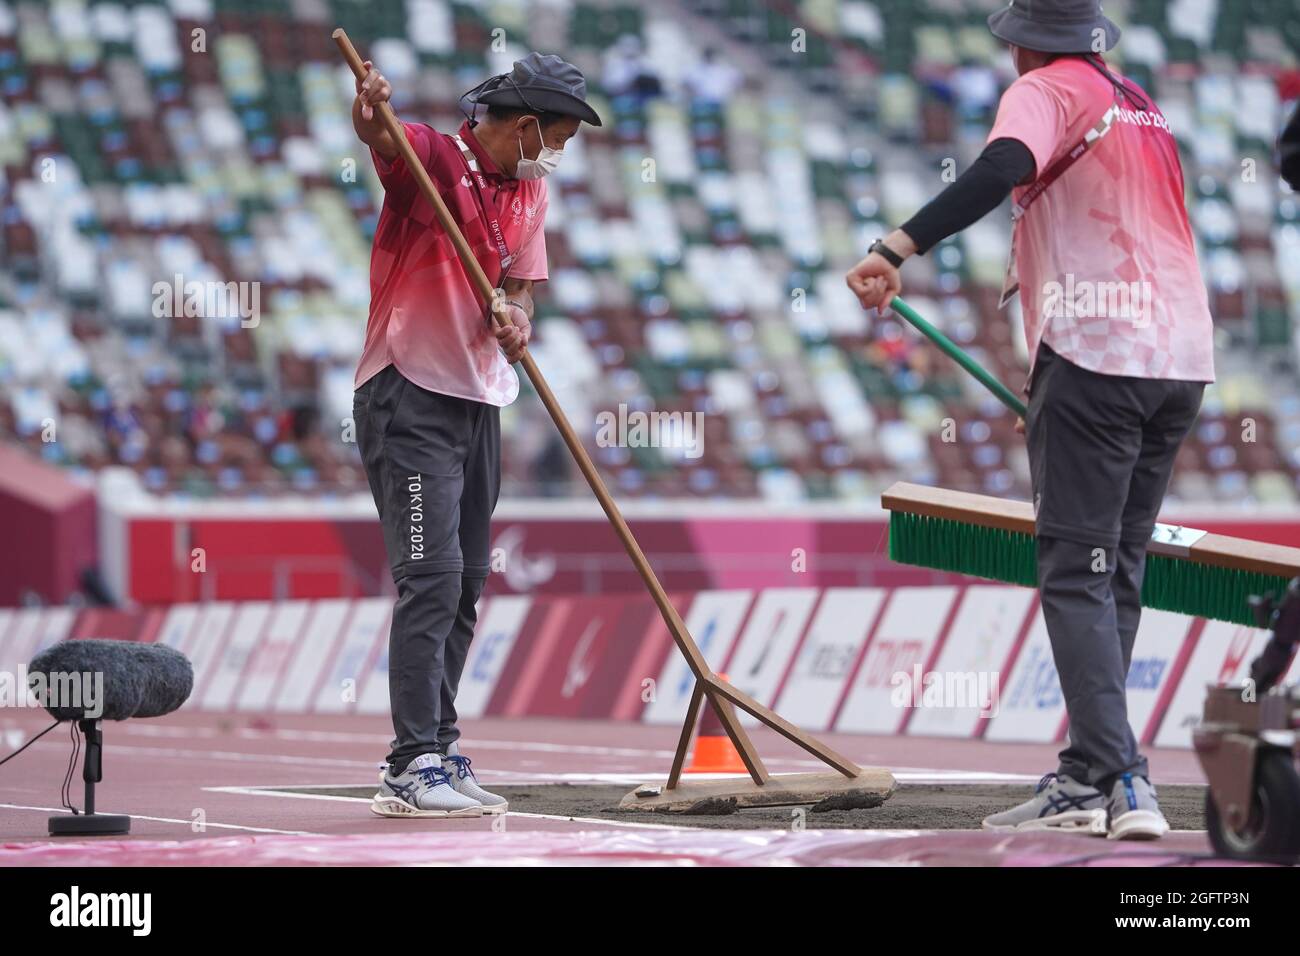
[{"xmin": 485, "ymin": 103, "xmax": 568, "ymax": 128}]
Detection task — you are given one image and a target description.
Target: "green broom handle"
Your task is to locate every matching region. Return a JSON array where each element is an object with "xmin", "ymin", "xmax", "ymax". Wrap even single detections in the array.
[{"xmin": 889, "ymin": 296, "xmax": 1028, "ymax": 419}]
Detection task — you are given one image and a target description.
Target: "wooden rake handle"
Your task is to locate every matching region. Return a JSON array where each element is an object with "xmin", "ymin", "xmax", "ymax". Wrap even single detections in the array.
[
  {"xmin": 333, "ymin": 30, "xmax": 500, "ymax": 312},
  {"xmin": 331, "ymin": 28, "xmax": 712, "ymax": 680}
]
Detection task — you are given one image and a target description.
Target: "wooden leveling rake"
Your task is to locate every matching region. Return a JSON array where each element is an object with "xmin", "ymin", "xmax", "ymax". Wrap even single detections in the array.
[
  {"xmin": 882, "ymin": 296, "xmax": 1300, "ymax": 627},
  {"xmin": 333, "ymin": 30, "xmax": 894, "ymax": 812}
]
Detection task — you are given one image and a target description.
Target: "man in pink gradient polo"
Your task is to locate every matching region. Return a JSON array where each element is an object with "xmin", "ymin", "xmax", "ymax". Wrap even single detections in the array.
[
  {"xmin": 349, "ymin": 54, "xmax": 601, "ymax": 817},
  {"xmin": 847, "ymin": 0, "xmax": 1214, "ymax": 839}
]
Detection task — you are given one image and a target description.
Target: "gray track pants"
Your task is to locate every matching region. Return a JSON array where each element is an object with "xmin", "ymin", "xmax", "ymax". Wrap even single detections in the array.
[
  {"xmin": 1026, "ymin": 344, "xmax": 1204, "ymax": 790},
  {"xmin": 354, "ymin": 364, "xmax": 500, "ymax": 773}
]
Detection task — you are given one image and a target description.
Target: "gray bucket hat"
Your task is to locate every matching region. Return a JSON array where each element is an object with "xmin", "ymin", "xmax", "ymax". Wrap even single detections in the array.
[
  {"xmin": 465, "ymin": 52, "xmax": 603, "ymax": 127},
  {"xmin": 988, "ymin": 0, "xmax": 1121, "ymax": 54}
]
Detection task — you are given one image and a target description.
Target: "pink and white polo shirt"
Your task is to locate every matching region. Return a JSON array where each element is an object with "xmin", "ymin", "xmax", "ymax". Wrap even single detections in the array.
[
  {"xmin": 355, "ymin": 120, "xmax": 549, "ymax": 406},
  {"xmin": 988, "ymin": 57, "xmax": 1215, "ymax": 383}
]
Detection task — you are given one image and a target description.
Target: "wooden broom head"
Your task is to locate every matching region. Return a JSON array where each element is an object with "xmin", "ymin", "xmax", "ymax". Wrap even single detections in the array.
[{"xmin": 881, "ymin": 481, "xmax": 1300, "ymax": 580}]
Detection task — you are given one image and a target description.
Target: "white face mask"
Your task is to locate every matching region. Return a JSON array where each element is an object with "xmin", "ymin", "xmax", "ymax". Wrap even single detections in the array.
[{"xmin": 515, "ymin": 117, "xmax": 562, "ymax": 180}]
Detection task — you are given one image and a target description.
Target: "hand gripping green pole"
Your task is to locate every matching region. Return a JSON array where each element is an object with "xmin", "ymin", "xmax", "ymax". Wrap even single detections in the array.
[{"xmin": 888, "ymin": 296, "xmax": 1027, "ymax": 419}]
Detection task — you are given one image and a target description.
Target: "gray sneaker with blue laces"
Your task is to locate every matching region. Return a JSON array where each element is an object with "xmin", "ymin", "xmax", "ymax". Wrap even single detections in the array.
[
  {"xmin": 982, "ymin": 772, "xmax": 1107, "ymax": 834},
  {"xmin": 1105, "ymin": 772, "xmax": 1169, "ymax": 841},
  {"xmin": 442, "ymin": 741, "xmax": 509, "ymax": 814},
  {"xmin": 371, "ymin": 752, "xmax": 483, "ymax": 818}
]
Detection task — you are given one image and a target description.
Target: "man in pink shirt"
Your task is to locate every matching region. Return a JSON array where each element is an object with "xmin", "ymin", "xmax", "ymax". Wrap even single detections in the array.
[
  {"xmin": 350, "ymin": 54, "xmax": 601, "ymax": 818},
  {"xmin": 847, "ymin": 0, "xmax": 1214, "ymax": 840}
]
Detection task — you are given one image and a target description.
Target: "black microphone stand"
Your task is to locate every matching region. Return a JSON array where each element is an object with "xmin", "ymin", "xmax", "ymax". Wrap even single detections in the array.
[{"xmin": 48, "ymin": 718, "xmax": 131, "ymax": 836}]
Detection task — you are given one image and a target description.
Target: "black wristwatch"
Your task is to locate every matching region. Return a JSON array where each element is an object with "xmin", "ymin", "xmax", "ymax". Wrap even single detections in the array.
[{"xmin": 869, "ymin": 238, "xmax": 905, "ymax": 269}]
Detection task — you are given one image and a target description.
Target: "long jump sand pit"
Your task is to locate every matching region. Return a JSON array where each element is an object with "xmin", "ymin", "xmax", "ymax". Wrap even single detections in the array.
[{"xmin": 283, "ymin": 782, "xmax": 1209, "ymax": 832}]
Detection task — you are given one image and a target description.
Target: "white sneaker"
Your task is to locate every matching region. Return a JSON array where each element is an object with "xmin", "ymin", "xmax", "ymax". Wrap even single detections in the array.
[
  {"xmin": 442, "ymin": 742, "xmax": 509, "ymax": 815},
  {"xmin": 982, "ymin": 773, "xmax": 1107, "ymax": 834},
  {"xmin": 371, "ymin": 753, "xmax": 483, "ymax": 818},
  {"xmin": 1106, "ymin": 773, "xmax": 1169, "ymax": 841}
]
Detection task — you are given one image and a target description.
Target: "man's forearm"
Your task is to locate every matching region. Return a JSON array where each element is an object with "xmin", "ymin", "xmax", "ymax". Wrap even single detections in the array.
[
  {"xmin": 1280, "ymin": 102, "xmax": 1300, "ymax": 191},
  {"xmin": 352, "ymin": 96, "xmax": 399, "ymax": 160},
  {"xmin": 501, "ymin": 279, "xmax": 535, "ymax": 320},
  {"xmin": 880, "ymin": 229, "xmax": 919, "ymax": 263},
  {"xmin": 897, "ymin": 137, "xmax": 1036, "ymax": 254}
]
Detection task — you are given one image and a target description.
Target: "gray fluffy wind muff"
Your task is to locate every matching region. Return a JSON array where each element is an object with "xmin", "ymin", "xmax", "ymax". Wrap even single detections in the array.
[{"xmin": 27, "ymin": 639, "xmax": 194, "ymax": 721}]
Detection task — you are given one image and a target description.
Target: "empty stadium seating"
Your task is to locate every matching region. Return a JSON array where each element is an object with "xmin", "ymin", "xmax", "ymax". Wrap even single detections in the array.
[{"xmin": 1, "ymin": 0, "xmax": 1297, "ymax": 504}]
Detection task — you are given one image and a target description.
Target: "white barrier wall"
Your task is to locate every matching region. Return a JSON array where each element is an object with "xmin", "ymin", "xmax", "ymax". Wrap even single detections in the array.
[{"xmin": 7, "ymin": 587, "xmax": 1300, "ymax": 749}]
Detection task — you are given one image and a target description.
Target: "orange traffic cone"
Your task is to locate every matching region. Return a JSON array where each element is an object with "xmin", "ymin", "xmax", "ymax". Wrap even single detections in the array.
[{"xmin": 684, "ymin": 674, "xmax": 749, "ymax": 774}]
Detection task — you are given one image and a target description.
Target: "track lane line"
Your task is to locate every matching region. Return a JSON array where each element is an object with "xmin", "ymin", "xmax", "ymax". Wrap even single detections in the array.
[
  {"xmin": 204, "ymin": 786, "xmax": 691, "ymax": 831},
  {"xmin": 0, "ymin": 802, "xmax": 315, "ymax": 836}
]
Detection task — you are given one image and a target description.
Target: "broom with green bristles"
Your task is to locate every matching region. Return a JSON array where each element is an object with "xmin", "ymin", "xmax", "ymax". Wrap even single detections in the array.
[{"xmin": 882, "ymin": 295, "xmax": 1300, "ymax": 627}]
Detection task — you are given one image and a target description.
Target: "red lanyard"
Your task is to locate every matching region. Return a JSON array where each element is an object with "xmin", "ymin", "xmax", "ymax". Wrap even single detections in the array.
[
  {"xmin": 1012, "ymin": 94, "xmax": 1121, "ymax": 222},
  {"xmin": 999, "ymin": 93, "xmax": 1122, "ymax": 309},
  {"xmin": 452, "ymin": 133, "xmax": 514, "ymax": 284}
]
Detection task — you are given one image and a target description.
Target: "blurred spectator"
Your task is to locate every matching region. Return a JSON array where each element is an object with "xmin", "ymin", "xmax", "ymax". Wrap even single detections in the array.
[
  {"xmin": 687, "ymin": 48, "xmax": 742, "ymax": 106},
  {"xmin": 602, "ymin": 34, "xmax": 663, "ymax": 104},
  {"xmin": 952, "ymin": 60, "xmax": 1000, "ymax": 123}
]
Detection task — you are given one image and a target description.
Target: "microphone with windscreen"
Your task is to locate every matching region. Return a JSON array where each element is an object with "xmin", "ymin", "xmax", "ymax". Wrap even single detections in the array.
[{"xmin": 27, "ymin": 639, "xmax": 193, "ymax": 836}]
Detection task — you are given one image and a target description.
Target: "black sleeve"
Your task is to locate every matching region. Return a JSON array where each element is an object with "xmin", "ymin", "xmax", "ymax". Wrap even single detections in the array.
[
  {"xmin": 898, "ymin": 138, "xmax": 1037, "ymax": 255},
  {"xmin": 1280, "ymin": 102, "xmax": 1300, "ymax": 192}
]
